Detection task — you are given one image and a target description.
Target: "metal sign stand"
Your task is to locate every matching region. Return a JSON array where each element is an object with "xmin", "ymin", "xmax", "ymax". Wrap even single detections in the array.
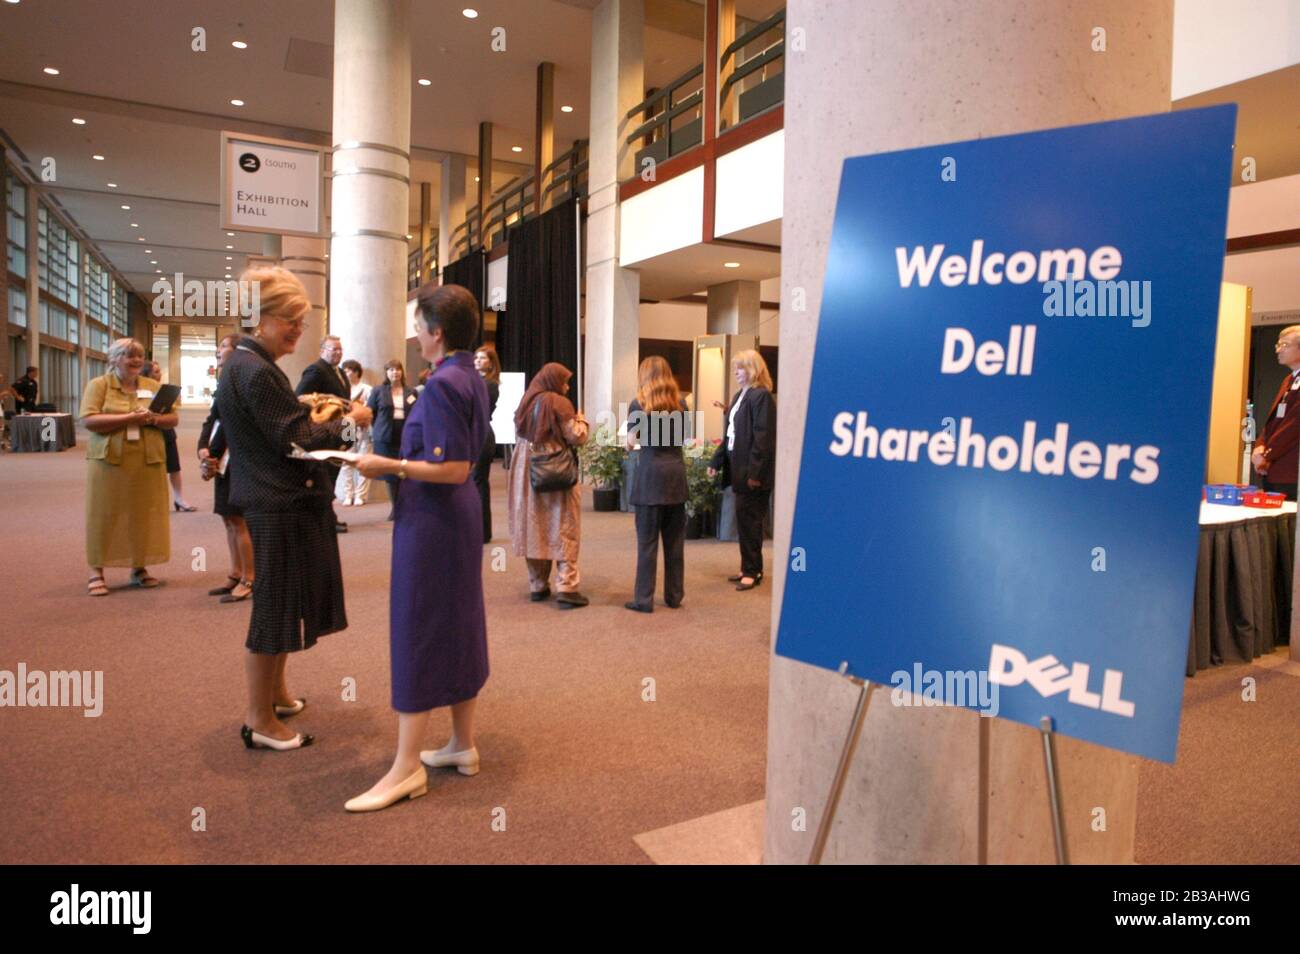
[
  {"xmin": 809, "ymin": 664, "xmax": 876, "ymax": 865},
  {"xmin": 1038, "ymin": 716, "xmax": 1069, "ymax": 865}
]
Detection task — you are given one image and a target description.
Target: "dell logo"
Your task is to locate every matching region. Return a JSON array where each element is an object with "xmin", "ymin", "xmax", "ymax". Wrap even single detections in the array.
[
  {"xmin": 239, "ymin": 152, "xmax": 260, "ymax": 173},
  {"xmin": 988, "ymin": 643, "xmax": 1135, "ymax": 717}
]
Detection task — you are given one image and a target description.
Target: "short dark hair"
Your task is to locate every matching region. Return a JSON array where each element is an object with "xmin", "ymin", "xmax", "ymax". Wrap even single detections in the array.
[
  {"xmin": 340, "ymin": 359, "xmax": 362, "ymax": 377},
  {"xmin": 417, "ymin": 283, "xmax": 479, "ymax": 351},
  {"xmin": 26, "ymin": 366, "xmax": 37, "ymax": 374},
  {"xmin": 219, "ymin": 332, "xmax": 243, "ymax": 348}
]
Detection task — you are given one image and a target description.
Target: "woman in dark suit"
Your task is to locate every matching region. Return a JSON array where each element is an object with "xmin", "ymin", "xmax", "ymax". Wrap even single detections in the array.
[
  {"xmin": 709, "ymin": 349, "xmax": 776, "ymax": 591},
  {"xmin": 624, "ymin": 356, "xmax": 689, "ymax": 612},
  {"xmin": 198, "ymin": 333, "xmax": 254, "ymax": 603},
  {"xmin": 216, "ymin": 267, "xmax": 373, "ymax": 751},
  {"xmin": 472, "ymin": 343, "xmax": 501, "ymax": 541},
  {"xmin": 346, "ymin": 284, "xmax": 490, "ymax": 812},
  {"xmin": 368, "ymin": 360, "xmax": 418, "ymax": 520}
]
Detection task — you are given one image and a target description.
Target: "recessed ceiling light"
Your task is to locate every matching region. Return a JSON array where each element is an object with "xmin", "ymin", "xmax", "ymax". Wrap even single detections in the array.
[
  {"xmin": 231, "ymin": 40, "xmax": 248, "ymax": 49},
  {"xmin": 225, "ymin": 256, "xmax": 232, "ymax": 260},
  {"xmin": 511, "ymin": 146, "xmax": 523, "ymax": 153},
  {"xmin": 137, "ymin": 237, "xmax": 145, "ymax": 241},
  {"xmin": 72, "ymin": 117, "xmax": 86, "ymax": 125},
  {"xmin": 145, "ymin": 249, "xmax": 152, "ymax": 253},
  {"xmin": 155, "ymin": 269, "xmax": 161, "ymax": 273},
  {"xmin": 230, "ymin": 99, "xmax": 245, "ymax": 107},
  {"xmin": 226, "ymin": 232, "xmax": 234, "ymax": 237},
  {"xmin": 106, "ymin": 182, "xmax": 117, "ymax": 188},
  {"xmin": 43, "ymin": 67, "xmax": 60, "ymax": 76},
  {"xmin": 130, "ymin": 222, "xmax": 139, "ymax": 228},
  {"xmin": 560, "ymin": 105, "xmax": 574, "ymax": 113},
  {"xmin": 418, "ymin": 78, "xmax": 431, "ymax": 86},
  {"xmin": 474, "ymin": 176, "xmax": 480, "ymax": 182},
  {"xmin": 225, "ymin": 245, "xmax": 233, "ymax": 249},
  {"xmin": 92, "ymin": 154, "xmax": 105, "ymax": 161},
  {"xmin": 120, "ymin": 204, "xmax": 130, "ymax": 210},
  {"xmin": 405, "ymin": 234, "xmax": 414, "ymax": 239},
  {"xmin": 724, "ymin": 261, "xmax": 740, "ymax": 268},
  {"xmin": 462, "ymin": 8, "xmax": 478, "ymax": 18}
]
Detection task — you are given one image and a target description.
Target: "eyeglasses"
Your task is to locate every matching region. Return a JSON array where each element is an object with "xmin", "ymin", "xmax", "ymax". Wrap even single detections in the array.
[{"xmin": 1276, "ymin": 340, "xmax": 1300, "ymax": 352}]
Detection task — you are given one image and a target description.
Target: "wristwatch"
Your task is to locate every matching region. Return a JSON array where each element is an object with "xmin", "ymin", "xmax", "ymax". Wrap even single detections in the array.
[{"xmin": 398, "ymin": 459, "xmax": 409, "ymax": 479}]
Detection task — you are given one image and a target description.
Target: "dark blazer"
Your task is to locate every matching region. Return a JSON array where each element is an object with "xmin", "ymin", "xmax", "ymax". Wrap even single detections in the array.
[
  {"xmin": 1261, "ymin": 371, "xmax": 1300, "ymax": 483},
  {"xmin": 628, "ymin": 398, "xmax": 689, "ymax": 506},
  {"xmin": 710, "ymin": 386, "xmax": 775, "ymax": 493},
  {"xmin": 12, "ymin": 374, "xmax": 38, "ymax": 413},
  {"xmin": 216, "ymin": 338, "xmax": 347, "ymax": 513},
  {"xmin": 296, "ymin": 357, "xmax": 350, "ymax": 399},
  {"xmin": 368, "ymin": 381, "xmax": 418, "ymax": 448},
  {"xmin": 198, "ymin": 394, "xmax": 228, "ymax": 459}
]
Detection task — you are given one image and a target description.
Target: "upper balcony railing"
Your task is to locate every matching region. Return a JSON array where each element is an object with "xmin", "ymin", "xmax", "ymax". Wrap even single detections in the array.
[
  {"xmin": 625, "ymin": 63, "xmax": 705, "ymax": 178},
  {"xmin": 407, "ymin": 231, "xmax": 438, "ymax": 291},
  {"xmin": 719, "ymin": 7, "xmax": 785, "ymax": 131}
]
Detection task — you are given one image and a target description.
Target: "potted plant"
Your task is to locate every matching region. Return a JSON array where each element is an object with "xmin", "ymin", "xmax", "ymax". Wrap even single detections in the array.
[
  {"xmin": 683, "ymin": 438, "xmax": 722, "ymax": 538},
  {"xmin": 580, "ymin": 423, "xmax": 625, "ymax": 512}
]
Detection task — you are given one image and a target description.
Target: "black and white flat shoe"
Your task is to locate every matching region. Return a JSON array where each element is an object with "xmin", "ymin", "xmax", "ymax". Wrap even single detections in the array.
[
  {"xmin": 241, "ymin": 725, "xmax": 314, "ymax": 750},
  {"xmin": 273, "ymin": 698, "xmax": 306, "ymax": 717}
]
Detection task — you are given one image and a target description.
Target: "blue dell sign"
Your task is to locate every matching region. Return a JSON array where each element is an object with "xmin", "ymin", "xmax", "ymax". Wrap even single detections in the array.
[{"xmin": 776, "ymin": 106, "xmax": 1236, "ymax": 762}]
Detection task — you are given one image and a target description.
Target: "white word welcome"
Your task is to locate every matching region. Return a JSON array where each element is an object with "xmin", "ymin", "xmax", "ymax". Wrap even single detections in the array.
[{"xmin": 896, "ymin": 241, "xmax": 1123, "ymax": 288}]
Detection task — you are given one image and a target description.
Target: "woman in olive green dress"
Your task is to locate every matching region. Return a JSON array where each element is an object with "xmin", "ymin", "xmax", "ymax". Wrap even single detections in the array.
[{"xmin": 80, "ymin": 337, "xmax": 178, "ymax": 595}]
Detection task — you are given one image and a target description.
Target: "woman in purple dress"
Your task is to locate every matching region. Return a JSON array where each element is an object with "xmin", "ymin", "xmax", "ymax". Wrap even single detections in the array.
[{"xmin": 346, "ymin": 284, "xmax": 490, "ymax": 812}]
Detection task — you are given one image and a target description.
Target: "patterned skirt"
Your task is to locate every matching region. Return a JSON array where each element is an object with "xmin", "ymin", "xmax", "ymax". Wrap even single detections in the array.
[{"xmin": 244, "ymin": 506, "xmax": 347, "ymax": 654}]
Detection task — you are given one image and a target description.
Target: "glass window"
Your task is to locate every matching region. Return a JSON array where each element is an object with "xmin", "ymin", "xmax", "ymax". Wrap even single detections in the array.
[
  {"xmin": 7, "ymin": 285, "xmax": 26, "ymax": 328},
  {"xmin": 86, "ymin": 255, "xmax": 110, "ymax": 324},
  {"xmin": 111, "ymin": 281, "xmax": 129, "ymax": 337},
  {"xmin": 37, "ymin": 202, "xmax": 79, "ymax": 307},
  {"xmin": 69, "ymin": 316, "xmax": 79, "ymax": 345},
  {"xmin": 5, "ymin": 166, "xmax": 25, "ymax": 278}
]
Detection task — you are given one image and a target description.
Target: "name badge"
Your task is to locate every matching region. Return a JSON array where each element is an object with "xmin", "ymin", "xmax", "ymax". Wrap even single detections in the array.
[
  {"xmin": 126, "ymin": 426, "xmax": 141, "ymax": 441},
  {"xmin": 137, "ymin": 389, "xmax": 154, "ymax": 401},
  {"xmin": 394, "ymin": 406, "xmax": 405, "ymax": 420}
]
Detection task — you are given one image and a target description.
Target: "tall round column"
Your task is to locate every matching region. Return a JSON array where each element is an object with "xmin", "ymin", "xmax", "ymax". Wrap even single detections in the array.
[
  {"xmin": 329, "ymin": 0, "xmax": 412, "ymax": 387},
  {"xmin": 280, "ymin": 236, "xmax": 329, "ymax": 386}
]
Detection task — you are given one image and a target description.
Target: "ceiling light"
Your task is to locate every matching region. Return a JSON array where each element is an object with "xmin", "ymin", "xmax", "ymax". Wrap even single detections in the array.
[
  {"xmin": 724, "ymin": 261, "xmax": 740, "ymax": 268},
  {"xmin": 560, "ymin": 105, "xmax": 574, "ymax": 113},
  {"xmin": 231, "ymin": 40, "xmax": 247, "ymax": 49},
  {"xmin": 462, "ymin": 8, "xmax": 478, "ymax": 18},
  {"xmin": 511, "ymin": 146, "xmax": 523, "ymax": 153},
  {"xmin": 418, "ymin": 78, "xmax": 431, "ymax": 86},
  {"xmin": 145, "ymin": 249, "xmax": 152, "ymax": 253},
  {"xmin": 225, "ymin": 244, "xmax": 233, "ymax": 249},
  {"xmin": 230, "ymin": 99, "xmax": 245, "ymax": 107},
  {"xmin": 474, "ymin": 176, "xmax": 480, "ymax": 182},
  {"xmin": 130, "ymin": 222, "xmax": 139, "ymax": 228},
  {"xmin": 72, "ymin": 117, "xmax": 86, "ymax": 125},
  {"xmin": 92, "ymin": 154, "xmax": 105, "ymax": 161},
  {"xmin": 155, "ymin": 269, "xmax": 162, "ymax": 273},
  {"xmin": 225, "ymin": 256, "xmax": 232, "ymax": 260},
  {"xmin": 226, "ymin": 232, "xmax": 235, "ymax": 237},
  {"xmin": 120, "ymin": 204, "xmax": 130, "ymax": 210},
  {"xmin": 406, "ymin": 234, "xmax": 414, "ymax": 239},
  {"xmin": 137, "ymin": 237, "xmax": 145, "ymax": 241},
  {"xmin": 150, "ymin": 260, "xmax": 158, "ymax": 264},
  {"xmin": 106, "ymin": 182, "xmax": 117, "ymax": 188},
  {"xmin": 43, "ymin": 67, "xmax": 60, "ymax": 75}
]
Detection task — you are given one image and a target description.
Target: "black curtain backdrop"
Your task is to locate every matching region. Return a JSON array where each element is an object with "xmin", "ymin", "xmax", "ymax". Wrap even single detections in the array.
[
  {"xmin": 499, "ymin": 197, "xmax": 579, "ymax": 380},
  {"xmin": 441, "ymin": 250, "xmax": 487, "ymax": 345}
]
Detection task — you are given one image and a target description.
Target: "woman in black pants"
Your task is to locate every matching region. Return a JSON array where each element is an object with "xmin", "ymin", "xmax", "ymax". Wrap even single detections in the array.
[
  {"xmin": 709, "ymin": 349, "xmax": 776, "ymax": 591},
  {"xmin": 472, "ymin": 344, "xmax": 501, "ymax": 541},
  {"xmin": 368, "ymin": 360, "xmax": 417, "ymax": 520},
  {"xmin": 624, "ymin": 356, "xmax": 688, "ymax": 612}
]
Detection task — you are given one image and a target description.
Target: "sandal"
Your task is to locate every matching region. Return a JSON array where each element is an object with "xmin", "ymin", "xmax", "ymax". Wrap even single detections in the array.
[
  {"xmin": 130, "ymin": 569, "xmax": 161, "ymax": 589},
  {"xmin": 219, "ymin": 579, "xmax": 253, "ymax": 603},
  {"xmin": 87, "ymin": 575, "xmax": 109, "ymax": 597},
  {"xmin": 207, "ymin": 574, "xmax": 241, "ymax": 596}
]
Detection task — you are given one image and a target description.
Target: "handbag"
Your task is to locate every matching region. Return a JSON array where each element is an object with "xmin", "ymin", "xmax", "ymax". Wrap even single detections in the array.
[{"xmin": 528, "ymin": 400, "xmax": 579, "ymax": 492}]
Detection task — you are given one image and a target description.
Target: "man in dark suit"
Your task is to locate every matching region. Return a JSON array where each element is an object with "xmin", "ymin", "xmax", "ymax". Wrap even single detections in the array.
[
  {"xmin": 1253, "ymin": 325, "xmax": 1300, "ymax": 501},
  {"xmin": 296, "ymin": 336, "xmax": 350, "ymax": 400},
  {"xmin": 297, "ymin": 335, "xmax": 351, "ymax": 531}
]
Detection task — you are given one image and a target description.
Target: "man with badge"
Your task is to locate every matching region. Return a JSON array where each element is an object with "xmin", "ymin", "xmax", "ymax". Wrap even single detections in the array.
[{"xmin": 1252, "ymin": 325, "xmax": 1300, "ymax": 501}]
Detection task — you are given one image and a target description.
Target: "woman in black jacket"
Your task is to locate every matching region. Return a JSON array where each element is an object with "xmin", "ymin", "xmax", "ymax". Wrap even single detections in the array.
[
  {"xmin": 216, "ymin": 267, "xmax": 372, "ymax": 752},
  {"xmin": 367, "ymin": 360, "xmax": 418, "ymax": 519},
  {"xmin": 709, "ymin": 349, "xmax": 776, "ymax": 591},
  {"xmin": 624, "ymin": 356, "xmax": 689, "ymax": 612},
  {"xmin": 472, "ymin": 343, "xmax": 501, "ymax": 541}
]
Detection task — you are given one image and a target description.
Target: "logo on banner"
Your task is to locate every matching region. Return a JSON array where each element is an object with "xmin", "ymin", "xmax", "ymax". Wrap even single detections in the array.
[
  {"xmin": 239, "ymin": 152, "xmax": 260, "ymax": 173},
  {"xmin": 988, "ymin": 644, "xmax": 1134, "ymax": 717}
]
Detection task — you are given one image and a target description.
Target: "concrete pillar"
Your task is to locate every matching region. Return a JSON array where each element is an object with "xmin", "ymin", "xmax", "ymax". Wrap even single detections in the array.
[
  {"xmin": 477, "ymin": 122, "xmax": 493, "ymax": 248},
  {"xmin": 535, "ymin": 61, "xmax": 556, "ymax": 214},
  {"xmin": 329, "ymin": 0, "xmax": 412, "ymax": 391},
  {"xmin": 25, "ymin": 181, "xmax": 40, "ymax": 382},
  {"xmin": 706, "ymin": 280, "xmax": 760, "ymax": 336},
  {"xmin": 419, "ymin": 181, "xmax": 434, "ymax": 285},
  {"xmin": 0, "ymin": 149, "xmax": 10, "ymax": 387},
  {"xmin": 439, "ymin": 154, "xmax": 468, "ymax": 272},
  {"xmin": 280, "ymin": 235, "xmax": 329, "ymax": 386},
  {"xmin": 167, "ymin": 324, "xmax": 182, "ymax": 385},
  {"xmin": 584, "ymin": 0, "xmax": 643, "ymax": 424},
  {"xmin": 767, "ymin": 0, "xmax": 1174, "ymax": 865},
  {"xmin": 75, "ymin": 248, "xmax": 87, "ymax": 400}
]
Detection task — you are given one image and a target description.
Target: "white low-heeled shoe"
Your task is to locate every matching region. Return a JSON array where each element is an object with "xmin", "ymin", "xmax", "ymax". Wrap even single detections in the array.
[
  {"xmin": 419, "ymin": 745, "xmax": 480, "ymax": 776},
  {"xmin": 273, "ymin": 698, "xmax": 306, "ymax": 717},
  {"xmin": 344, "ymin": 766, "xmax": 428, "ymax": 813},
  {"xmin": 241, "ymin": 725, "xmax": 314, "ymax": 751}
]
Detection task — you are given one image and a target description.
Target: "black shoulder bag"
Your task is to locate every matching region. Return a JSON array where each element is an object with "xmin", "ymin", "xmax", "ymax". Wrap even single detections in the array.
[{"xmin": 528, "ymin": 400, "xmax": 580, "ymax": 492}]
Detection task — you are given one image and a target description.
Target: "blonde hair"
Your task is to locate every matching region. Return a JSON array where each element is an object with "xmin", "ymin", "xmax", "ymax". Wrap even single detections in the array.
[
  {"xmin": 732, "ymin": 349, "xmax": 773, "ymax": 391},
  {"xmin": 241, "ymin": 265, "xmax": 309, "ymax": 325},
  {"xmin": 107, "ymin": 337, "xmax": 145, "ymax": 365},
  {"xmin": 636, "ymin": 355, "xmax": 682, "ymax": 413}
]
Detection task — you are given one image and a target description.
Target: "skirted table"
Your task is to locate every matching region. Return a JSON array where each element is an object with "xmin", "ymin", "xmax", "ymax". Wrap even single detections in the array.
[
  {"xmin": 9, "ymin": 412, "xmax": 76, "ymax": 452},
  {"xmin": 1190, "ymin": 501, "xmax": 1295, "ymax": 674}
]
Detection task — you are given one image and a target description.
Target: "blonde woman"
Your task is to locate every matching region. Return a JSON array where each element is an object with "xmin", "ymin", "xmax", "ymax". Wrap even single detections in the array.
[
  {"xmin": 624, "ymin": 356, "xmax": 689, "ymax": 612},
  {"xmin": 708, "ymin": 349, "xmax": 776, "ymax": 591},
  {"xmin": 80, "ymin": 338, "xmax": 179, "ymax": 595},
  {"xmin": 216, "ymin": 266, "xmax": 373, "ymax": 751}
]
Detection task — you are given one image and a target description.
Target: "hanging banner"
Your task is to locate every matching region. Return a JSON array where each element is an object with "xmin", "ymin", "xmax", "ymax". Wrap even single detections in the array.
[
  {"xmin": 220, "ymin": 132, "xmax": 325, "ymax": 238},
  {"xmin": 775, "ymin": 106, "xmax": 1236, "ymax": 762}
]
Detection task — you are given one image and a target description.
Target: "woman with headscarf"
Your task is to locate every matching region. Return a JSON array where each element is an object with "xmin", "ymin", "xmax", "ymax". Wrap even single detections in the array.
[{"xmin": 507, "ymin": 362, "xmax": 590, "ymax": 608}]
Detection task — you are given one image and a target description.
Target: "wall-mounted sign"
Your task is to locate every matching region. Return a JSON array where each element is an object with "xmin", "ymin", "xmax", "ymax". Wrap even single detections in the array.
[
  {"xmin": 220, "ymin": 131, "xmax": 325, "ymax": 238},
  {"xmin": 775, "ymin": 106, "xmax": 1236, "ymax": 763}
]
